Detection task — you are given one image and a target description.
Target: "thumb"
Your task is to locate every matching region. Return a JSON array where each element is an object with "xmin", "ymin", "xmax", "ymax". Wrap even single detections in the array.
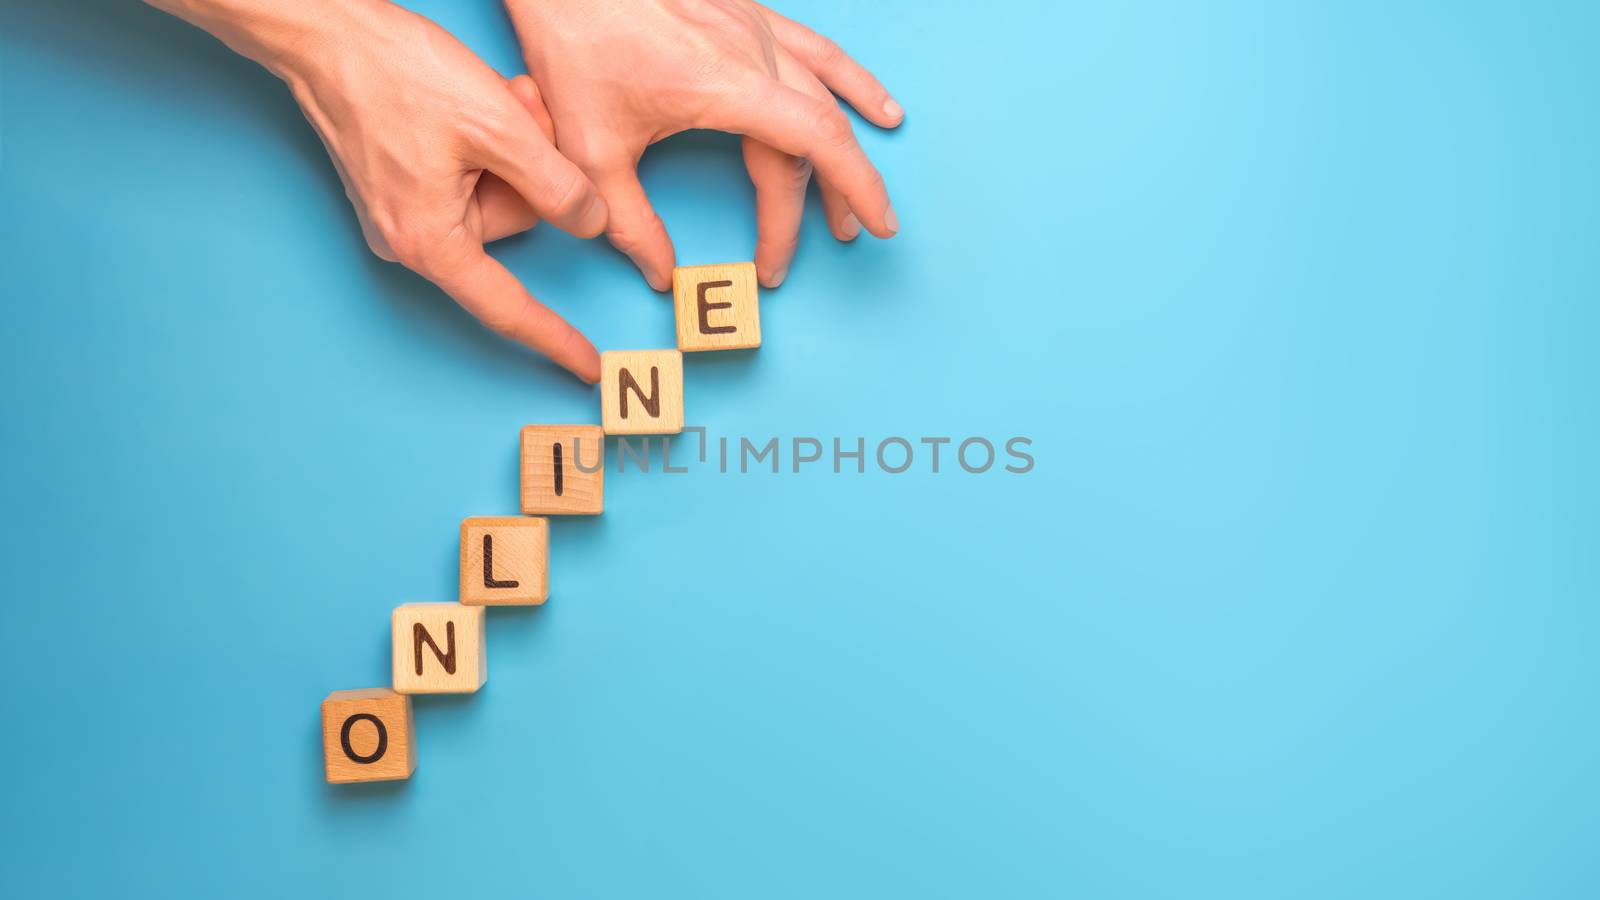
[
  {"xmin": 508, "ymin": 74, "xmax": 557, "ymax": 144},
  {"xmin": 474, "ymin": 95, "xmax": 608, "ymax": 240}
]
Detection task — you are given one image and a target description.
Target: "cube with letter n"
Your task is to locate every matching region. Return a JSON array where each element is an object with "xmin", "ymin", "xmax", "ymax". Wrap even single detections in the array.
[
  {"xmin": 601, "ymin": 349, "xmax": 683, "ymax": 435},
  {"xmin": 391, "ymin": 603, "xmax": 486, "ymax": 694}
]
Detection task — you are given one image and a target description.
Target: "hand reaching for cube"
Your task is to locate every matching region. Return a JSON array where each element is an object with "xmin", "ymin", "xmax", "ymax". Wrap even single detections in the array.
[
  {"xmin": 148, "ymin": 0, "xmax": 611, "ymax": 381},
  {"xmin": 145, "ymin": 0, "xmax": 902, "ymax": 381},
  {"xmin": 506, "ymin": 0, "xmax": 903, "ymax": 290}
]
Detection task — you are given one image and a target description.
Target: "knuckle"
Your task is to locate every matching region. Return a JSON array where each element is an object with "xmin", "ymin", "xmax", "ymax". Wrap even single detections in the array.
[
  {"xmin": 761, "ymin": 233, "xmax": 800, "ymax": 258},
  {"xmin": 812, "ymin": 34, "xmax": 844, "ymax": 65},
  {"xmin": 607, "ymin": 209, "xmax": 663, "ymax": 252},
  {"xmin": 493, "ymin": 126, "xmax": 544, "ymax": 168},
  {"xmin": 368, "ymin": 214, "xmax": 414, "ymax": 265},
  {"xmin": 605, "ymin": 225, "xmax": 635, "ymax": 253},
  {"xmin": 785, "ymin": 156, "xmax": 815, "ymax": 187},
  {"xmin": 483, "ymin": 102, "xmax": 524, "ymax": 144},
  {"xmin": 361, "ymin": 225, "xmax": 399, "ymax": 263},
  {"xmin": 380, "ymin": 221, "xmax": 458, "ymax": 276},
  {"xmin": 606, "ymin": 219, "xmax": 646, "ymax": 254},
  {"xmin": 549, "ymin": 321, "xmax": 584, "ymax": 360},
  {"xmin": 366, "ymin": 240, "xmax": 399, "ymax": 264},
  {"xmin": 479, "ymin": 299, "xmax": 528, "ymax": 341},
  {"xmin": 384, "ymin": 231, "xmax": 431, "ymax": 271},
  {"xmin": 543, "ymin": 173, "xmax": 590, "ymax": 220},
  {"xmin": 814, "ymin": 109, "xmax": 854, "ymax": 149},
  {"xmin": 468, "ymin": 93, "xmax": 533, "ymax": 154}
]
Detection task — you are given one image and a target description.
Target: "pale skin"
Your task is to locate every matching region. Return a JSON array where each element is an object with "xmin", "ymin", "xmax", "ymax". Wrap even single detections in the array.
[{"xmin": 146, "ymin": 0, "xmax": 901, "ymax": 382}]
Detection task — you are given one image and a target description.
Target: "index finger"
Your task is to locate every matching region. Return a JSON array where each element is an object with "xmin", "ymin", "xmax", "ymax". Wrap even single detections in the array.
[{"xmin": 419, "ymin": 235, "xmax": 601, "ymax": 383}]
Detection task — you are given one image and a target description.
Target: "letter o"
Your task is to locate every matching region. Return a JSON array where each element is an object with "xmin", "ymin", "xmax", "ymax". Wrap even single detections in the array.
[
  {"xmin": 340, "ymin": 713, "xmax": 388, "ymax": 764},
  {"xmin": 876, "ymin": 437, "xmax": 913, "ymax": 474},
  {"xmin": 958, "ymin": 437, "xmax": 995, "ymax": 473}
]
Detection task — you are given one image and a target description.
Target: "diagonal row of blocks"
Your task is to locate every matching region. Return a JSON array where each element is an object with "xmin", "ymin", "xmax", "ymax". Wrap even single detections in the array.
[{"xmin": 321, "ymin": 263, "xmax": 759, "ymax": 784}]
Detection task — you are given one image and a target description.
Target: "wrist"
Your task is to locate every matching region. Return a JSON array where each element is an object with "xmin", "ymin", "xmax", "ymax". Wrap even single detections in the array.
[{"xmin": 146, "ymin": 0, "xmax": 379, "ymax": 86}]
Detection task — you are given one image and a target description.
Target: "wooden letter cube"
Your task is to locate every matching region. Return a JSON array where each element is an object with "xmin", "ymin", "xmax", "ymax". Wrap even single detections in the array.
[
  {"xmin": 392, "ymin": 603, "xmax": 486, "ymax": 694},
  {"xmin": 322, "ymin": 689, "xmax": 416, "ymax": 784},
  {"xmin": 520, "ymin": 424, "xmax": 604, "ymax": 515},
  {"xmin": 460, "ymin": 516, "xmax": 549, "ymax": 606},
  {"xmin": 601, "ymin": 349, "xmax": 684, "ymax": 435},
  {"xmin": 673, "ymin": 262, "xmax": 761, "ymax": 352}
]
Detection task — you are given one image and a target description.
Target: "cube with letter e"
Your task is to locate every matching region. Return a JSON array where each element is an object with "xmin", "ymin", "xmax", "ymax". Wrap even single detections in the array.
[{"xmin": 673, "ymin": 262, "xmax": 761, "ymax": 352}]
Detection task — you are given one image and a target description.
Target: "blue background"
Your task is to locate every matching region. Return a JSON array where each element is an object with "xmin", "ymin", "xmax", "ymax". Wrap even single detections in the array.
[{"xmin": 2, "ymin": 0, "xmax": 1595, "ymax": 896}]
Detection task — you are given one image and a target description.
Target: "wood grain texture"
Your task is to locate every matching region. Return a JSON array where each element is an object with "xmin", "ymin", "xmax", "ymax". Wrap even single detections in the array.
[
  {"xmin": 601, "ymin": 349, "xmax": 684, "ymax": 435},
  {"xmin": 459, "ymin": 516, "xmax": 549, "ymax": 606},
  {"xmin": 391, "ymin": 603, "xmax": 487, "ymax": 694},
  {"xmin": 520, "ymin": 424, "xmax": 605, "ymax": 515},
  {"xmin": 321, "ymin": 688, "xmax": 416, "ymax": 784},
  {"xmin": 673, "ymin": 262, "xmax": 761, "ymax": 352}
]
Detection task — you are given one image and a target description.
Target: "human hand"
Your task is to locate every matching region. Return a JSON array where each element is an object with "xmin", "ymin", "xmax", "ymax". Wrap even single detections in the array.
[
  {"xmin": 505, "ymin": 0, "xmax": 903, "ymax": 290},
  {"xmin": 148, "ymin": 0, "xmax": 610, "ymax": 381}
]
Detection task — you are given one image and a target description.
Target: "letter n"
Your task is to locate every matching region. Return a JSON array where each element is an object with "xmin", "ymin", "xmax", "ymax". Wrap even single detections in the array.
[
  {"xmin": 618, "ymin": 366, "xmax": 661, "ymax": 420},
  {"xmin": 413, "ymin": 621, "xmax": 457, "ymax": 676}
]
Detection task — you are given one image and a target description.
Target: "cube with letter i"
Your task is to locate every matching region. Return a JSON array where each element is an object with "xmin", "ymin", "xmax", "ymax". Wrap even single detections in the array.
[
  {"xmin": 673, "ymin": 262, "xmax": 761, "ymax": 352},
  {"xmin": 520, "ymin": 425, "xmax": 604, "ymax": 515}
]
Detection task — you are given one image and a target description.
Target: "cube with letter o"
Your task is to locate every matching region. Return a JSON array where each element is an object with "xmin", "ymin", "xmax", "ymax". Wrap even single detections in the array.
[{"xmin": 321, "ymin": 688, "xmax": 416, "ymax": 784}]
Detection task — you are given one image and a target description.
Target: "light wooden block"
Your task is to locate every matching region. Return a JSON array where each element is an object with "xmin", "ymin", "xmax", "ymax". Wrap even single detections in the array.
[
  {"xmin": 391, "ymin": 603, "xmax": 487, "ymax": 694},
  {"xmin": 520, "ymin": 424, "xmax": 604, "ymax": 515},
  {"xmin": 321, "ymin": 688, "xmax": 416, "ymax": 784},
  {"xmin": 601, "ymin": 349, "xmax": 684, "ymax": 435},
  {"xmin": 673, "ymin": 262, "xmax": 761, "ymax": 352},
  {"xmin": 460, "ymin": 516, "xmax": 549, "ymax": 606}
]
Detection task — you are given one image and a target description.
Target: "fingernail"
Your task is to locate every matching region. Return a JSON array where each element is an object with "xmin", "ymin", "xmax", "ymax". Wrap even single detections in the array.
[
  {"xmin": 883, "ymin": 98, "xmax": 904, "ymax": 122},
  {"xmin": 841, "ymin": 213, "xmax": 862, "ymax": 240},
  {"xmin": 578, "ymin": 194, "xmax": 608, "ymax": 237},
  {"xmin": 884, "ymin": 203, "xmax": 899, "ymax": 235},
  {"xmin": 767, "ymin": 266, "xmax": 789, "ymax": 288}
]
